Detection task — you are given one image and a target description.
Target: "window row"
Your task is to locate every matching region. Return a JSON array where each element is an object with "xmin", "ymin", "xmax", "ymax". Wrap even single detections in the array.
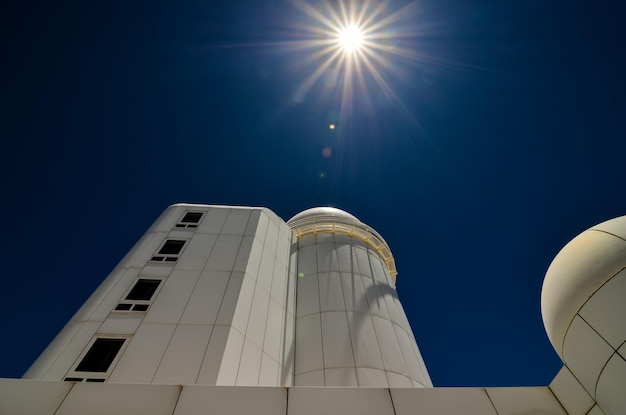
[
  {"xmin": 64, "ymin": 211, "xmax": 206, "ymax": 381},
  {"xmin": 150, "ymin": 211, "xmax": 205, "ymax": 262}
]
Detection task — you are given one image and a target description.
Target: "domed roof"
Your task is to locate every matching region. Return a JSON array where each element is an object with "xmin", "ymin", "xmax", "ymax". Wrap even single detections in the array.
[
  {"xmin": 287, "ymin": 207, "xmax": 360, "ymax": 224},
  {"xmin": 542, "ymin": 215, "xmax": 626, "ymax": 356}
]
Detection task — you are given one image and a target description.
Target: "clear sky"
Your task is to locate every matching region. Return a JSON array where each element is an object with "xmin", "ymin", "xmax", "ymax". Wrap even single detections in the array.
[{"xmin": 1, "ymin": 0, "xmax": 626, "ymax": 387}]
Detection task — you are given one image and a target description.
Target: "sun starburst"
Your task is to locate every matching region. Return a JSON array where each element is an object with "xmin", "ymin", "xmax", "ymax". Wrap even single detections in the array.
[
  {"xmin": 338, "ymin": 24, "xmax": 363, "ymax": 53},
  {"xmin": 282, "ymin": 0, "xmax": 423, "ymax": 130}
]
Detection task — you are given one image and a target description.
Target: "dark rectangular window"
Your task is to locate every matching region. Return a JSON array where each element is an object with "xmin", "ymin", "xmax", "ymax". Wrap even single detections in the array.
[
  {"xmin": 181, "ymin": 212, "xmax": 203, "ymax": 224},
  {"xmin": 114, "ymin": 303, "xmax": 132, "ymax": 311},
  {"xmin": 132, "ymin": 304, "xmax": 149, "ymax": 311},
  {"xmin": 126, "ymin": 279, "xmax": 160, "ymax": 301},
  {"xmin": 158, "ymin": 240, "xmax": 185, "ymax": 255},
  {"xmin": 76, "ymin": 339, "xmax": 125, "ymax": 372}
]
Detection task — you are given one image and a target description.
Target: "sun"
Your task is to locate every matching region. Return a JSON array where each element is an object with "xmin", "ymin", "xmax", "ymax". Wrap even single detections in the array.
[
  {"xmin": 282, "ymin": 0, "xmax": 424, "ymax": 129},
  {"xmin": 338, "ymin": 24, "xmax": 363, "ymax": 53}
]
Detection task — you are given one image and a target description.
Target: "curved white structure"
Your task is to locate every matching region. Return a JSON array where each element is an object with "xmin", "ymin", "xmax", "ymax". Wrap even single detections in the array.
[
  {"xmin": 6, "ymin": 204, "xmax": 626, "ymax": 415},
  {"xmin": 22, "ymin": 204, "xmax": 430, "ymax": 389},
  {"xmin": 289, "ymin": 207, "xmax": 431, "ymax": 387},
  {"xmin": 542, "ymin": 216, "xmax": 626, "ymax": 415}
]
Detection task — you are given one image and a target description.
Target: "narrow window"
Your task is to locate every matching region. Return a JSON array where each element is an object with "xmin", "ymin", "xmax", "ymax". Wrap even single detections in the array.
[
  {"xmin": 151, "ymin": 239, "xmax": 186, "ymax": 262},
  {"xmin": 176, "ymin": 211, "xmax": 204, "ymax": 228},
  {"xmin": 158, "ymin": 240, "xmax": 185, "ymax": 255},
  {"xmin": 115, "ymin": 279, "xmax": 162, "ymax": 312},
  {"xmin": 76, "ymin": 338, "xmax": 125, "ymax": 372},
  {"xmin": 181, "ymin": 212, "xmax": 203, "ymax": 223},
  {"xmin": 126, "ymin": 279, "xmax": 160, "ymax": 301}
]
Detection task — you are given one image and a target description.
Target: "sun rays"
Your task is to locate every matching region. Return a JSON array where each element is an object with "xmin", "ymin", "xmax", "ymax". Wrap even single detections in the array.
[{"xmin": 281, "ymin": 0, "xmax": 424, "ymax": 128}]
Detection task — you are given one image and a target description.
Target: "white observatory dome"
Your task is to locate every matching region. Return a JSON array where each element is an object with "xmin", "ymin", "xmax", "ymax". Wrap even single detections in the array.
[{"xmin": 287, "ymin": 207, "xmax": 360, "ymax": 224}]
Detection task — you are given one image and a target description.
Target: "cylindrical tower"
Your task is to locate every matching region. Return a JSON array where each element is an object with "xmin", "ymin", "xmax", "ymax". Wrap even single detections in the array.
[
  {"xmin": 542, "ymin": 216, "xmax": 626, "ymax": 415},
  {"xmin": 288, "ymin": 207, "xmax": 431, "ymax": 388}
]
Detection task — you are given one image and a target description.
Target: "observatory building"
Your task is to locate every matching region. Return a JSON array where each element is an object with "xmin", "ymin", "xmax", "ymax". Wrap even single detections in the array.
[{"xmin": 1, "ymin": 204, "xmax": 625, "ymax": 415}]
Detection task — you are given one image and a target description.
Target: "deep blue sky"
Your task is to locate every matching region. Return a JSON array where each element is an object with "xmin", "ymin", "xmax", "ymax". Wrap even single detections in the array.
[{"xmin": 2, "ymin": 0, "xmax": 626, "ymax": 387}]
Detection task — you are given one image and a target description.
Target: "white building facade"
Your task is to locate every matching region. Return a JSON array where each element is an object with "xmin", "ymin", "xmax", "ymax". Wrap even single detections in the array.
[
  {"xmin": 22, "ymin": 204, "xmax": 431, "ymax": 388},
  {"xmin": 1, "ymin": 204, "xmax": 625, "ymax": 415}
]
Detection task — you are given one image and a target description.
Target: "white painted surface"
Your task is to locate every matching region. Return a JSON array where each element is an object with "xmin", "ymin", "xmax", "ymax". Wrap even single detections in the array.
[
  {"xmin": 321, "ymin": 311, "xmax": 355, "ymax": 368},
  {"xmin": 294, "ymin": 370, "xmax": 325, "ymax": 386},
  {"xmin": 580, "ymin": 269, "xmax": 626, "ymax": 349},
  {"xmin": 356, "ymin": 367, "xmax": 388, "ymax": 387},
  {"xmin": 198, "ymin": 208, "xmax": 229, "ymax": 234},
  {"xmin": 3, "ymin": 378, "xmax": 624, "ymax": 415},
  {"xmin": 196, "ymin": 325, "xmax": 230, "ymax": 385},
  {"xmin": 23, "ymin": 321, "xmax": 83, "ymax": 379},
  {"xmin": 41, "ymin": 322, "xmax": 101, "ymax": 381},
  {"xmin": 86, "ymin": 267, "xmax": 141, "ymax": 322},
  {"xmin": 215, "ymin": 272, "xmax": 245, "ymax": 326},
  {"xmin": 26, "ymin": 204, "xmax": 433, "ymax": 390},
  {"xmin": 180, "ymin": 271, "xmax": 231, "ymax": 325},
  {"xmin": 259, "ymin": 353, "xmax": 279, "ymax": 386},
  {"xmin": 234, "ymin": 235, "xmax": 254, "ymax": 272},
  {"xmin": 174, "ymin": 385, "xmax": 286, "ymax": 415},
  {"xmin": 0, "ymin": 378, "xmax": 71, "ymax": 415},
  {"xmin": 296, "ymin": 273, "xmax": 320, "ymax": 318},
  {"xmin": 216, "ymin": 328, "xmax": 245, "ymax": 385},
  {"xmin": 486, "ymin": 387, "xmax": 567, "ymax": 415},
  {"xmin": 291, "ymin": 207, "xmax": 431, "ymax": 387},
  {"xmin": 230, "ymin": 273, "xmax": 255, "ymax": 333},
  {"xmin": 98, "ymin": 313, "xmax": 143, "ymax": 335},
  {"xmin": 391, "ymin": 388, "xmax": 497, "ymax": 415},
  {"xmin": 550, "ymin": 366, "xmax": 595, "ymax": 415},
  {"xmin": 542, "ymin": 219, "xmax": 626, "ymax": 356},
  {"xmin": 588, "ymin": 405, "xmax": 607, "ymax": 415},
  {"xmin": 295, "ymin": 314, "xmax": 324, "ymax": 375},
  {"xmin": 288, "ymin": 387, "xmax": 395, "ymax": 415},
  {"xmin": 109, "ymin": 324, "xmax": 175, "ymax": 383},
  {"xmin": 206, "ymin": 235, "xmax": 243, "ymax": 271},
  {"xmin": 153, "ymin": 325, "xmax": 212, "ymax": 385},
  {"xmin": 222, "ymin": 209, "xmax": 251, "ymax": 235},
  {"xmin": 55, "ymin": 382, "xmax": 179, "ymax": 415},
  {"xmin": 247, "ymin": 286, "xmax": 270, "ymax": 349},
  {"xmin": 596, "ymin": 352, "xmax": 626, "ymax": 415},
  {"xmin": 346, "ymin": 311, "xmax": 385, "ymax": 370},
  {"xmin": 264, "ymin": 298, "xmax": 283, "ymax": 361},
  {"xmin": 236, "ymin": 340, "xmax": 263, "ymax": 386},
  {"xmin": 325, "ymin": 367, "xmax": 358, "ymax": 386},
  {"xmin": 142, "ymin": 269, "xmax": 200, "ymax": 324},
  {"xmin": 319, "ymin": 272, "xmax": 346, "ymax": 312},
  {"xmin": 563, "ymin": 316, "xmax": 614, "ymax": 397}
]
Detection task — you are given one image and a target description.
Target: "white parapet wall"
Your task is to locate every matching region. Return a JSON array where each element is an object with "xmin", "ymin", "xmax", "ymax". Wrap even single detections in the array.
[{"xmin": 0, "ymin": 378, "xmax": 572, "ymax": 415}]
